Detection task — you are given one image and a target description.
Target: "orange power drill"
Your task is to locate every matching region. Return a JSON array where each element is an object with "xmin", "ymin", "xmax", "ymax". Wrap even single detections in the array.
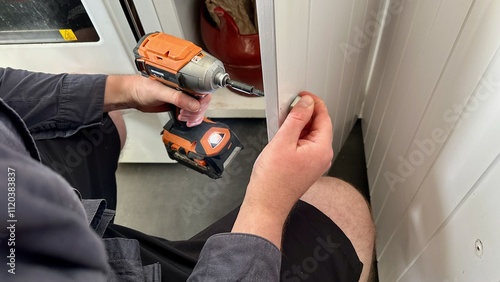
[{"xmin": 133, "ymin": 32, "xmax": 263, "ymax": 178}]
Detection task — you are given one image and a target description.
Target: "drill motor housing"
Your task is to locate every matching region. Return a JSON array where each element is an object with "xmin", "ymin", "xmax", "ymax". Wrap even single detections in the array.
[{"xmin": 134, "ymin": 32, "xmax": 227, "ymax": 96}]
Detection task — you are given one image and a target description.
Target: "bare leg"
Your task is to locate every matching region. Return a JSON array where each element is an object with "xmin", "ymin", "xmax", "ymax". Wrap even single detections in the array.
[
  {"xmin": 300, "ymin": 177, "xmax": 376, "ymax": 282},
  {"xmin": 108, "ymin": 110, "xmax": 127, "ymax": 149}
]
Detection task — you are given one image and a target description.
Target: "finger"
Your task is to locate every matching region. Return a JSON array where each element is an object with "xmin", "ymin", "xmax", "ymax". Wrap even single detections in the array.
[
  {"xmin": 274, "ymin": 95, "xmax": 314, "ymax": 144},
  {"xmin": 141, "ymin": 78, "xmax": 199, "ymax": 112},
  {"xmin": 151, "ymin": 81, "xmax": 201, "ymax": 112},
  {"xmin": 178, "ymin": 104, "xmax": 207, "ymax": 120},
  {"xmin": 198, "ymin": 94, "xmax": 212, "ymax": 108},
  {"xmin": 307, "ymin": 97, "xmax": 333, "ymax": 144},
  {"xmin": 186, "ymin": 116, "xmax": 205, "ymax": 127},
  {"xmin": 179, "ymin": 99, "xmax": 210, "ymax": 117},
  {"xmin": 172, "ymin": 91, "xmax": 201, "ymax": 112},
  {"xmin": 195, "ymin": 95, "xmax": 211, "ymax": 116},
  {"xmin": 178, "ymin": 113, "xmax": 204, "ymax": 127},
  {"xmin": 178, "ymin": 94, "xmax": 211, "ymax": 125},
  {"xmin": 293, "ymin": 91, "xmax": 332, "ymax": 144},
  {"xmin": 178, "ymin": 111, "xmax": 200, "ymax": 118},
  {"xmin": 140, "ymin": 104, "xmax": 171, "ymax": 113},
  {"xmin": 178, "ymin": 112, "xmax": 203, "ymax": 122}
]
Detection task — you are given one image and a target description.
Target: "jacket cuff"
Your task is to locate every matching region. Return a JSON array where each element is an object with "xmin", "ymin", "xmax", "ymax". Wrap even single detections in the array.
[{"xmin": 188, "ymin": 233, "xmax": 281, "ymax": 281}]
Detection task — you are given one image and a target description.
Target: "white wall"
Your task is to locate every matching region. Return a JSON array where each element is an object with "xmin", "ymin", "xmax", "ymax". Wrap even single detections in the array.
[
  {"xmin": 257, "ymin": 0, "xmax": 381, "ymax": 155},
  {"xmin": 362, "ymin": 0, "xmax": 500, "ymax": 280}
]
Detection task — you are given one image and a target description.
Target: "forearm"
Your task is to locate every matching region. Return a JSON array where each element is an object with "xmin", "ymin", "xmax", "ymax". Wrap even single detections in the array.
[
  {"xmin": 103, "ymin": 75, "xmax": 138, "ymax": 112},
  {"xmin": 231, "ymin": 199, "xmax": 288, "ymax": 249}
]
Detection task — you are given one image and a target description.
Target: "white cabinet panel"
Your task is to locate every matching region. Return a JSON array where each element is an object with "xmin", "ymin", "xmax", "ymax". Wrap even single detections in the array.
[
  {"xmin": 133, "ymin": 0, "xmax": 163, "ymax": 33},
  {"xmin": 120, "ymin": 110, "xmax": 172, "ymax": 163},
  {"xmin": 259, "ymin": 0, "xmax": 381, "ymax": 156},
  {"xmin": 274, "ymin": 0, "xmax": 310, "ymax": 126},
  {"xmin": 400, "ymin": 154, "xmax": 500, "ymax": 282},
  {"xmin": 374, "ymin": 0, "xmax": 497, "ymax": 258},
  {"xmin": 362, "ymin": 0, "xmax": 500, "ymax": 280},
  {"xmin": 151, "ymin": 0, "xmax": 204, "ymax": 46},
  {"xmin": 367, "ymin": 0, "xmax": 449, "ymax": 200},
  {"xmin": 315, "ymin": 0, "xmax": 355, "ymax": 155},
  {"xmin": 370, "ymin": 0, "xmax": 474, "ymax": 223},
  {"xmin": 381, "ymin": 41, "xmax": 500, "ymax": 282},
  {"xmin": 331, "ymin": 0, "xmax": 364, "ymax": 153},
  {"xmin": 379, "ymin": 49, "xmax": 500, "ymax": 279},
  {"xmin": 151, "ymin": 0, "xmax": 184, "ymax": 38},
  {"xmin": 362, "ymin": 0, "xmax": 404, "ymax": 165},
  {"xmin": 344, "ymin": 0, "xmax": 381, "ymax": 142},
  {"xmin": 363, "ymin": 0, "xmax": 420, "ymax": 170}
]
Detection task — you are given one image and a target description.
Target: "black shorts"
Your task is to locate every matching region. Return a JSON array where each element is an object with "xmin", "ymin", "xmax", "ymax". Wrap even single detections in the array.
[{"xmin": 35, "ymin": 116, "xmax": 363, "ymax": 281}]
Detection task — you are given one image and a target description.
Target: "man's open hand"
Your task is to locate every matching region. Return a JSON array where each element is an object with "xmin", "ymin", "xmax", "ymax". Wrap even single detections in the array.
[{"xmin": 232, "ymin": 92, "xmax": 334, "ymax": 248}]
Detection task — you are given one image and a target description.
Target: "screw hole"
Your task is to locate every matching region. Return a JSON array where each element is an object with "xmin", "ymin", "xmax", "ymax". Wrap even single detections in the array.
[{"xmin": 475, "ymin": 239, "xmax": 483, "ymax": 258}]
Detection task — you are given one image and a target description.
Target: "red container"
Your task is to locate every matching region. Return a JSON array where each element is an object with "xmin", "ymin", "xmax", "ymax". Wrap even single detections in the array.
[{"xmin": 200, "ymin": 5, "xmax": 263, "ymax": 95}]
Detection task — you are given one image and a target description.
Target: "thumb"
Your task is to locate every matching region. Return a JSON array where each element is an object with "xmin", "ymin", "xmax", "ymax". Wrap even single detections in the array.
[{"xmin": 275, "ymin": 95, "xmax": 314, "ymax": 143}]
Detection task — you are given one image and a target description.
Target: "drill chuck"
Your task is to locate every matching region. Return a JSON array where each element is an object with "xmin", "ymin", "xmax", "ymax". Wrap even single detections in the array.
[{"xmin": 214, "ymin": 72, "xmax": 230, "ymax": 88}]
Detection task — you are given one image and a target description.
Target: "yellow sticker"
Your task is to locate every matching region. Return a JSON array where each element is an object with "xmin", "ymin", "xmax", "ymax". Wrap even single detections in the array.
[{"xmin": 59, "ymin": 29, "xmax": 78, "ymax": 41}]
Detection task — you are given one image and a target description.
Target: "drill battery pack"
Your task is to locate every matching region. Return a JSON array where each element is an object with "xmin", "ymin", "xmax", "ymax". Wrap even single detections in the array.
[{"xmin": 162, "ymin": 118, "xmax": 243, "ymax": 179}]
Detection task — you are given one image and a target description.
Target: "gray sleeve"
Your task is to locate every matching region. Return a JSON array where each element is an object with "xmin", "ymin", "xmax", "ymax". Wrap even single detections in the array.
[
  {"xmin": 0, "ymin": 67, "xmax": 107, "ymax": 140},
  {"xmin": 0, "ymin": 142, "xmax": 109, "ymax": 281},
  {"xmin": 188, "ymin": 233, "xmax": 281, "ymax": 281}
]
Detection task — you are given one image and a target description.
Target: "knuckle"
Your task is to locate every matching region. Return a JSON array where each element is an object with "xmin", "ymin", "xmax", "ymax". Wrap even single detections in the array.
[
  {"xmin": 288, "ymin": 111, "xmax": 310, "ymax": 124},
  {"xmin": 322, "ymin": 148, "xmax": 334, "ymax": 164},
  {"xmin": 172, "ymin": 91, "xmax": 183, "ymax": 106}
]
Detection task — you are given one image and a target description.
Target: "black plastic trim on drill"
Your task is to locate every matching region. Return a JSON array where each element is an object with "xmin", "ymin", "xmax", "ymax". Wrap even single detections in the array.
[{"xmin": 145, "ymin": 65, "xmax": 182, "ymax": 86}]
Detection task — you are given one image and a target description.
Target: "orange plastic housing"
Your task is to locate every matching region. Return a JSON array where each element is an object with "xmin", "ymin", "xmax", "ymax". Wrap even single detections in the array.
[{"xmin": 135, "ymin": 32, "xmax": 203, "ymax": 74}]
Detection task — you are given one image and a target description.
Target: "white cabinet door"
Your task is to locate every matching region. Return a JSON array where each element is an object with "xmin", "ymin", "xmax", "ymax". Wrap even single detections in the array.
[{"xmin": 256, "ymin": 0, "xmax": 381, "ymax": 155}]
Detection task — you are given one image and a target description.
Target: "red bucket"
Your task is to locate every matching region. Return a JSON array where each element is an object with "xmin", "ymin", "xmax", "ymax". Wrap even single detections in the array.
[{"xmin": 200, "ymin": 6, "xmax": 263, "ymax": 95}]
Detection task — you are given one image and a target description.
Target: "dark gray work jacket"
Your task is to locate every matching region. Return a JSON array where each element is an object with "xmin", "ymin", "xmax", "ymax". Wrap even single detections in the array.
[{"xmin": 0, "ymin": 68, "xmax": 280, "ymax": 281}]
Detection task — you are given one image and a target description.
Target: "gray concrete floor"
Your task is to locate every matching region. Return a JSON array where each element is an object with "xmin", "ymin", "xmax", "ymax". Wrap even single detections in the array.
[
  {"xmin": 115, "ymin": 118, "xmax": 370, "ymax": 241},
  {"xmin": 114, "ymin": 118, "xmax": 267, "ymax": 240}
]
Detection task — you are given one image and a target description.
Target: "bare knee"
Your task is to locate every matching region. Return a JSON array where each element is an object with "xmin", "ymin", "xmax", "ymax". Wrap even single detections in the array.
[
  {"xmin": 301, "ymin": 177, "xmax": 376, "ymax": 282},
  {"xmin": 108, "ymin": 110, "xmax": 127, "ymax": 149}
]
